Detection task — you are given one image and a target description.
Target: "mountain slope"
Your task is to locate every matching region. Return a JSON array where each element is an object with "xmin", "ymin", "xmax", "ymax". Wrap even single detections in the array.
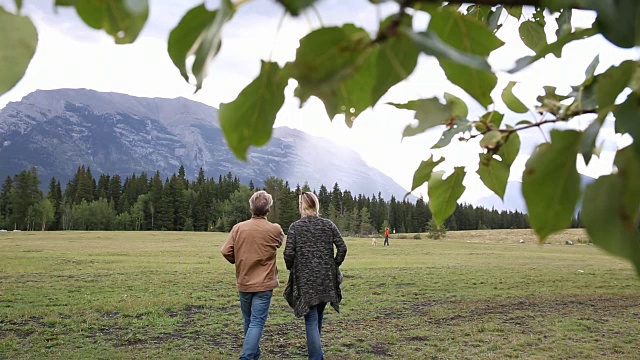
[{"xmin": 0, "ymin": 88, "xmax": 409, "ymax": 200}]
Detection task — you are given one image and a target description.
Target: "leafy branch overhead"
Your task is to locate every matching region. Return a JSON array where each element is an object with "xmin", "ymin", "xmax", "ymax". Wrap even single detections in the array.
[{"xmin": 2, "ymin": 0, "xmax": 640, "ymax": 274}]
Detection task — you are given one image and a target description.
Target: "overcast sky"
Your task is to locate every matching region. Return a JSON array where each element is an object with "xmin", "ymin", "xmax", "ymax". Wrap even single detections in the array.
[{"xmin": 1, "ymin": 0, "xmax": 638, "ymax": 203}]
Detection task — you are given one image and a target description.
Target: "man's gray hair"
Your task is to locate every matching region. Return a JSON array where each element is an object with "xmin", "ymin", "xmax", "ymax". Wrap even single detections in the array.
[{"xmin": 249, "ymin": 191, "xmax": 273, "ymax": 216}]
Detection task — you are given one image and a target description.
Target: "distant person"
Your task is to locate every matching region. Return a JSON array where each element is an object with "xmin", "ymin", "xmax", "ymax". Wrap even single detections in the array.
[
  {"xmin": 383, "ymin": 227, "xmax": 390, "ymax": 246},
  {"xmin": 284, "ymin": 191, "xmax": 347, "ymax": 360},
  {"xmin": 220, "ymin": 190, "xmax": 285, "ymax": 360}
]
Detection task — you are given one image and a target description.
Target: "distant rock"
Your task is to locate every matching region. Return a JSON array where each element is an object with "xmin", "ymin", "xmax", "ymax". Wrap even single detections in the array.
[
  {"xmin": 565, "ymin": 240, "xmax": 574, "ymax": 245},
  {"xmin": 0, "ymin": 89, "xmax": 412, "ymax": 200},
  {"xmin": 519, "ymin": 239, "xmax": 525, "ymax": 243}
]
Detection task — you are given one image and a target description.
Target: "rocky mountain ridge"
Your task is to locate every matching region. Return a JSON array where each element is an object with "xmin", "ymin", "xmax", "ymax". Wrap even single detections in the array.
[{"xmin": 0, "ymin": 88, "xmax": 411, "ymax": 200}]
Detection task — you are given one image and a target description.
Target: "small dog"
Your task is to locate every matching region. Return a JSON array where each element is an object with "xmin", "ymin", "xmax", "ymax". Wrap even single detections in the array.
[{"xmin": 371, "ymin": 238, "xmax": 378, "ymax": 246}]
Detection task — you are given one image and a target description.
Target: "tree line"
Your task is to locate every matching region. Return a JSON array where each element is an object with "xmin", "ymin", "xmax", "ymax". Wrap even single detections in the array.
[{"xmin": 0, "ymin": 165, "xmax": 568, "ymax": 235}]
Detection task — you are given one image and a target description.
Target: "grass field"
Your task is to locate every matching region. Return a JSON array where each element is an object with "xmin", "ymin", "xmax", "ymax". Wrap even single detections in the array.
[{"xmin": 1, "ymin": 229, "xmax": 639, "ymax": 359}]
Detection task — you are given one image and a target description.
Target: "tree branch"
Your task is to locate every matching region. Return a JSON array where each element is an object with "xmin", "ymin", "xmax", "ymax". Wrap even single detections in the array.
[
  {"xmin": 413, "ymin": 0, "xmax": 596, "ymax": 10},
  {"xmin": 372, "ymin": 0, "xmax": 413, "ymax": 44}
]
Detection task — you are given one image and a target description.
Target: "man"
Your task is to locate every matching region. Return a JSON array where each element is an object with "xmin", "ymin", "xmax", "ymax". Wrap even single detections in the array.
[
  {"xmin": 221, "ymin": 190, "xmax": 285, "ymax": 360},
  {"xmin": 383, "ymin": 227, "xmax": 390, "ymax": 247}
]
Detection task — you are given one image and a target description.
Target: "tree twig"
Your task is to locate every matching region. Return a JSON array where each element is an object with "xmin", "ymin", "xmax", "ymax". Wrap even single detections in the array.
[
  {"xmin": 372, "ymin": 0, "xmax": 414, "ymax": 44},
  {"xmin": 412, "ymin": 0, "xmax": 595, "ymax": 10}
]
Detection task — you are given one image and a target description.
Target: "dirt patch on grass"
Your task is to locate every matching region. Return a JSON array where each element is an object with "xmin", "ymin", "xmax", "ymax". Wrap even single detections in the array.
[{"xmin": 413, "ymin": 294, "xmax": 640, "ymax": 327}]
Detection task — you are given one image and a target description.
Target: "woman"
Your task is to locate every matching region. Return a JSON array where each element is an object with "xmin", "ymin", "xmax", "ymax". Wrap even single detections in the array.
[{"xmin": 284, "ymin": 191, "xmax": 347, "ymax": 360}]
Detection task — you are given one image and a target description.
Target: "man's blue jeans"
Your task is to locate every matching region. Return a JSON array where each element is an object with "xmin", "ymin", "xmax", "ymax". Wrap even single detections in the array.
[
  {"xmin": 304, "ymin": 302, "xmax": 327, "ymax": 360},
  {"xmin": 239, "ymin": 290, "xmax": 273, "ymax": 360}
]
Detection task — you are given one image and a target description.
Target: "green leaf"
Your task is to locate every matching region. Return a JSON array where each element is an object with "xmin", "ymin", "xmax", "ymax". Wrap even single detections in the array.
[
  {"xmin": 522, "ymin": 130, "xmax": 582, "ymax": 241},
  {"xmin": 275, "ymin": 0, "xmax": 319, "ymax": 16},
  {"xmin": 389, "ymin": 98, "xmax": 453, "ymax": 138},
  {"xmin": 487, "ymin": 7, "xmax": 503, "ymax": 32},
  {"xmin": 429, "ymin": 93, "xmax": 471, "ymax": 149},
  {"xmin": 370, "ymin": 16, "xmax": 420, "ymax": 112},
  {"xmin": 510, "ymin": 27, "xmax": 598, "ymax": 73},
  {"xmin": 519, "ymin": 20, "xmax": 548, "ymax": 53},
  {"xmin": 428, "ymin": 167, "xmax": 466, "ymax": 227},
  {"xmin": 614, "ymin": 92, "xmax": 640, "ymax": 160},
  {"xmin": 595, "ymin": 0, "xmax": 640, "ymax": 48},
  {"xmin": 479, "ymin": 130, "xmax": 502, "ymax": 149},
  {"xmin": 536, "ymin": 86, "xmax": 570, "ymax": 113},
  {"xmin": 582, "ymin": 147, "xmax": 640, "ymax": 274},
  {"xmin": 584, "ymin": 54, "xmax": 600, "ymax": 80},
  {"xmin": 499, "ymin": 130, "xmax": 521, "ymax": 165},
  {"xmin": 219, "ymin": 61, "xmax": 288, "ymax": 161},
  {"xmin": 14, "ymin": 0, "xmax": 22, "ymax": 11},
  {"xmin": 431, "ymin": 119, "xmax": 472, "ymax": 149},
  {"xmin": 568, "ymin": 82, "xmax": 598, "ymax": 113},
  {"xmin": 505, "ymin": 5, "xmax": 522, "ymax": 19},
  {"xmin": 288, "ymin": 16, "xmax": 419, "ymax": 127},
  {"xmin": 580, "ymin": 112, "xmax": 605, "ymax": 165},
  {"xmin": 428, "ymin": 7, "xmax": 504, "ymax": 107},
  {"xmin": 476, "ymin": 111, "xmax": 504, "ymax": 132},
  {"xmin": 477, "ymin": 131, "xmax": 521, "ymax": 199},
  {"xmin": 168, "ymin": 2, "xmax": 235, "ymax": 92},
  {"xmin": 478, "ymin": 153, "xmax": 510, "ymax": 200},
  {"xmin": 595, "ymin": 60, "xmax": 634, "ymax": 108},
  {"xmin": 533, "ymin": 7, "xmax": 546, "ymax": 27},
  {"xmin": 555, "ymin": 8, "xmax": 572, "ymax": 39},
  {"xmin": 465, "ymin": 5, "xmax": 502, "ymax": 32},
  {"xmin": 629, "ymin": 61, "xmax": 640, "ymax": 92},
  {"xmin": 444, "ymin": 92, "xmax": 468, "ymax": 117},
  {"xmin": 408, "ymin": 155, "xmax": 445, "ymax": 194},
  {"xmin": 401, "ymin": 29, "xmax": 491, "ymax": 71},
  {"xmin": 291, "ymin": 25, "xmax": 372, "ymax": 121},
  {"xmin": 0, "ymin": 7, "xmax": 37, "ymax": 96},
  {"xmin": 501, "ymin": 81, "xmax": 528, "ymax": 113},
  {"xmin": 56, "ymin": 0, "xmax": 149, "ymax": 44}
]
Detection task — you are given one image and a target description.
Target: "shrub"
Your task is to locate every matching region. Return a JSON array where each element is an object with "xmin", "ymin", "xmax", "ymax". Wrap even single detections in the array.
[{"xmin": 426, "ymin": 219, "xmax": 447, "ymax": 240}]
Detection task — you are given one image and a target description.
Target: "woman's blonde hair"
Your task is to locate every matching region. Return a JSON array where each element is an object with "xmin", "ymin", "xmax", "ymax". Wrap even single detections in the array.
[{"xmin": 299, "ymin": 192, "xmax": 320, "ymax": 217}]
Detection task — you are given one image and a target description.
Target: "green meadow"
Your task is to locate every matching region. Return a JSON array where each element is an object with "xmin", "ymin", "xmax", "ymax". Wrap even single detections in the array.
[{"xmin": 1, "ymin": 230, "xmax": 639, "ymax": 359}]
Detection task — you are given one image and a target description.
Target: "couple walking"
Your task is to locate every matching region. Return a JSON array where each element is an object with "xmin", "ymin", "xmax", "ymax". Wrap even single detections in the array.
[{"xmin": 220, "ymin": 190, "xmax": 348, "ymax": 360}]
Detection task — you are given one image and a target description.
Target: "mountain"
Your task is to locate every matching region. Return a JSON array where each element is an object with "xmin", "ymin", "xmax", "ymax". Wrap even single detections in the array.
[
  {"xmin": 473, "ymin": 174, "xmax": 597, "ymax": 213},
  {"xmin": 0, "ymin": 88, "xmax": 411, "ymax": 200}
]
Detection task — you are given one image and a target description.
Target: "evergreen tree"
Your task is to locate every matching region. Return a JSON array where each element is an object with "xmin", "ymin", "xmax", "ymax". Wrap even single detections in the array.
[
  {"xmin": 108, "ymin": 174, "xmax": 122, "ymax": 209},
  {"xmin": 0, "ymin": 176, "xmax": 14, "ymax": 228},
  {"xmin": 278, "ymin": 182, "xmax": 298, "ymax": 232},
  {"xmin": 169, "ymin": 174, "xmax": 187, "ymax": 230},
  {"xmin": 97, "ymin": 173, "xmax": 110, "ymax": 199},
  {"xmin": 331, "ymin": 182, "xmax": 343, "ymax": 216},
  {"xmin": 46, "ymin": 177, "xmax": 62, "ymax": 230},
  {"xmin": 155, "ymin": 181, "xmax": 174, "ymax": 230},
  {"xmin": 388, "ymin": 195, "xmax": 397, "ymax": 233},
  {"xmin": 195, "ymin": 167, "xmax": 206, "ymax": 192},
  {"xmin": 301, "ymin": 181, "xmax": 311, "ymax": 192},
  {"xmin": 74, "ymin": 166, "xmax": 95, "ymax": 204},
  {"xmin": 349, "ymin": 207, "xmax": 360, "ymax": 236},
  {"xmin": 147, "ymin": 171, "xmax": 164, "ymax": 230},
  {"xmin": 426, "ymin": 219, "xmax": 447, "ymax": 239},
  {"xmin": 414, "ymin": 197, "xmax": 428, "ymax": 232},
  {"xmin": 317, "ymin": 185, "xmax": 330, "ymax": 215},
  {"xmin": 9, "ymin": 168, "xmax": 42, "ymax": 230},
  {"xmin": 360, "ymin": 207, "xmax": 374, "ymax": 235},
  {"xmin": 264, "ymin": 176, "xmax": 285, "ymax": 225},
  {"xmin": 86, "ymin": 167, "xmax": 97, "ymax": 200}
]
